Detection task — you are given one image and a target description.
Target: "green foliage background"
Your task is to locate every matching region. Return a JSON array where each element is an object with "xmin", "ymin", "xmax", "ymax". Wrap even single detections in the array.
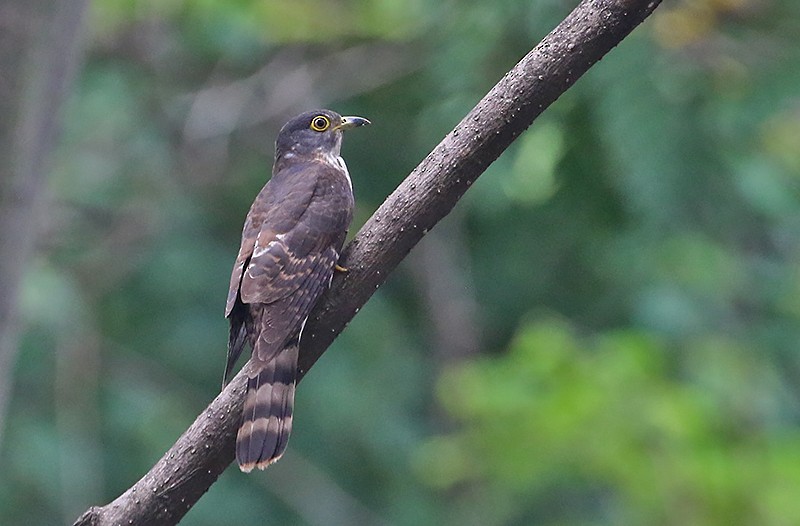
[{"xmin": 3, "ymin": 0, "xmax": 800, "ymax": 524}]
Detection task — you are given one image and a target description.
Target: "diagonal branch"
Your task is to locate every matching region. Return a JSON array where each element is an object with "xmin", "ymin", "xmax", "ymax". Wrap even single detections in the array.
[{"xmin": 73, "ymin": 0, "xmax": 662, "ymax": 524}]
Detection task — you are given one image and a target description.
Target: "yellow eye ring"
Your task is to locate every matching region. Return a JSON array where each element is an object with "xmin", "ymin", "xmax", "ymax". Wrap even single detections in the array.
[{"xmin": 310, "ymin": 115, "xmax": 330, "ymax": 132}]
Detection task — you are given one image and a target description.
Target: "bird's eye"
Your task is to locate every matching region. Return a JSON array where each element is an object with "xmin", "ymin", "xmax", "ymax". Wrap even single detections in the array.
[{"xmin": 310, "ymin": 115, "xmax": 330, "ymax": 132}]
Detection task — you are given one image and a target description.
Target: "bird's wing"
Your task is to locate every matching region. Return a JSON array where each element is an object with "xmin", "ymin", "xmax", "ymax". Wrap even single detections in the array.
[
  {"xmin": 240, "ymin": 223, "xmax": 338, "ymax": 307},
  {"xmin": 225, "ymin": 215, "xmax": 261, "ymax": 318},
  {"xmin": 248, "ymin": 244, "xmax": 338, "ymax": 362},
  {"xmin": 232, "ymin": 162, "xmax": 348, "ymax": 360},
  {"xmin": 224, "ymin": 163, "xmax": 319, "ymax": 318}
]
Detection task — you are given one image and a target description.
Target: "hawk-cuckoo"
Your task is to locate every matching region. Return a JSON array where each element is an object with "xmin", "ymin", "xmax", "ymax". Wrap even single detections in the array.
[{"xmin": 224, "ymin": 109, "xmax": 369, "ymax": 472}]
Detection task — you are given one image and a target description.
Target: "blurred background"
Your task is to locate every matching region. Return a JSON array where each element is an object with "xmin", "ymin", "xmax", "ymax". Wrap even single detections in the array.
[{"xmin": 2, "ymin": 0, "xmax": 800, "ymax": 524}]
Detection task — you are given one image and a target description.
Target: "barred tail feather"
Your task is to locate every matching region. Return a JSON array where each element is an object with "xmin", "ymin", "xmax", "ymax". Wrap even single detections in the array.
[{"xmin": 236, "ymin": 344, "xmax": 298, "ymax": 472}]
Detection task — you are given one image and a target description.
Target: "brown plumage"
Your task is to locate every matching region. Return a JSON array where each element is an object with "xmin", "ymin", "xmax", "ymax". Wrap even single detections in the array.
[{"xmin": 224, "ymin": 109, "xmax": 369, "ymax": 471}]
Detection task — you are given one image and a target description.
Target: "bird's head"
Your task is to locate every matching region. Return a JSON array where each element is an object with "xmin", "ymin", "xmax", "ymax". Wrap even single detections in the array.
[{"xmin": 274, "ymin": 109, "xmax": 370, "ymax": 165}]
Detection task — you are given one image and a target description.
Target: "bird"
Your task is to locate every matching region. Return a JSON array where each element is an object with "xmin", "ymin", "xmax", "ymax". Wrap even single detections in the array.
[{"xmin": 224, "ymin": 109, "xmax": 369, "ymax": 472}]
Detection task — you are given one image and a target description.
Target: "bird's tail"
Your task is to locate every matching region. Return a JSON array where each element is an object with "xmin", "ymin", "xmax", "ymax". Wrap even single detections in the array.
[{"xmin": 236, "ymin": 344, "xmax": 298, "ymax": 472}]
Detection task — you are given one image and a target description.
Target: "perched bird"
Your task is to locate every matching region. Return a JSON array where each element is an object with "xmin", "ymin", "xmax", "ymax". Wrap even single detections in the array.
[{"xmin": 224, "ymin": 109, "xmax": 369, "ymax": 471}]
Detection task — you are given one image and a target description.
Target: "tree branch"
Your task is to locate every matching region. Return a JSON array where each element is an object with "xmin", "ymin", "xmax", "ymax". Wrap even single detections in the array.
[{"xmin": 73, "ymin": 0, "xmax": 662, "ymax": 524}]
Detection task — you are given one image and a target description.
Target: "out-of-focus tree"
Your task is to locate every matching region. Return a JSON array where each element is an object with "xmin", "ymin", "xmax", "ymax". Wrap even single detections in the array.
[{"xmin": 0, "ymin": 0, "xmax": 89, "ymax": 454}]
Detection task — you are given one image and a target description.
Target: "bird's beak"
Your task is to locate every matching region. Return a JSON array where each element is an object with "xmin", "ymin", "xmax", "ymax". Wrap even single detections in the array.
[{"xmin": 335, "ymin": 116, "xmax": 371, "ymax": 131}]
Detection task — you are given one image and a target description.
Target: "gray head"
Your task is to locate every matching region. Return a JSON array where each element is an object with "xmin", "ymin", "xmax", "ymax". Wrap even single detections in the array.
[{"xmin": 274, "ymin": 109, "xmax": 370, "ymax": 166}]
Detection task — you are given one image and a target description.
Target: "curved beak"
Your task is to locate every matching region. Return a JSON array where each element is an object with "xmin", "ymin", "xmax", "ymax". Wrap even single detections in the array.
[{"xmin": 335, "ymin": 115, "xmax": 371, "ymax": 131}]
